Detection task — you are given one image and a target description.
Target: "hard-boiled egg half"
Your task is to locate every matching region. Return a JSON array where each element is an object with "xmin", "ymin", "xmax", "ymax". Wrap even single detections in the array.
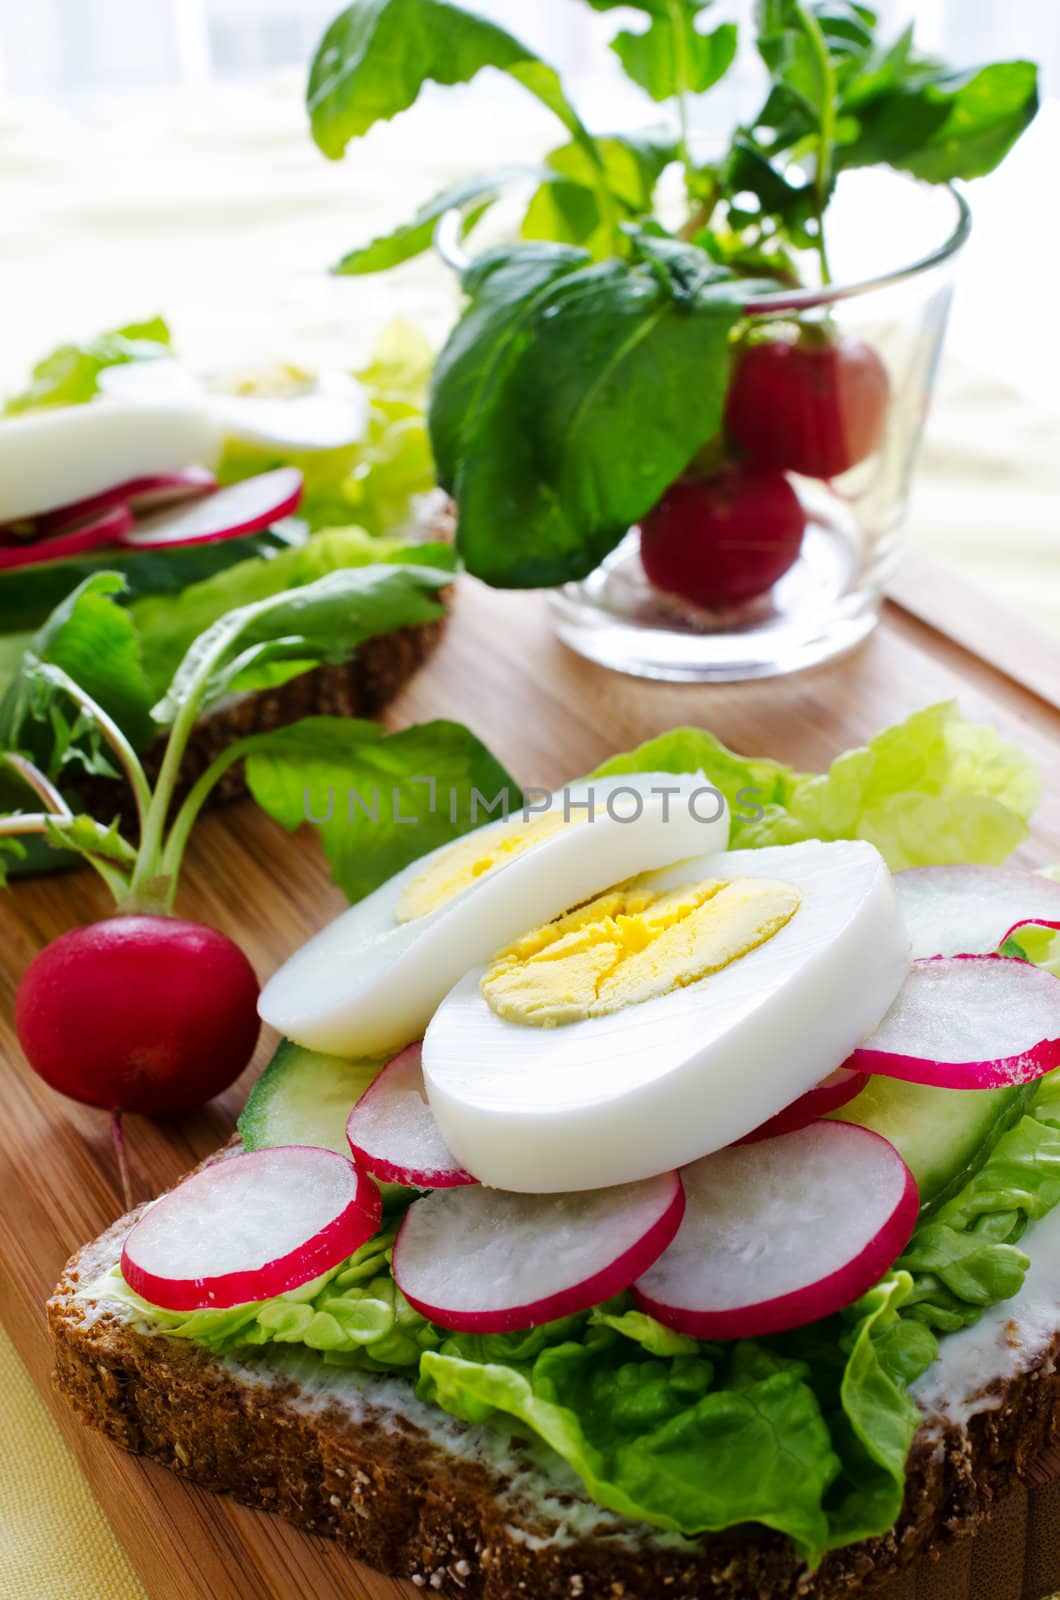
[
  {"xmin": 258, "ymin": 773, "xmax": 731, "ymax": 1058},
  {"xmin": 98, "ymin": 358, "xmax": 369, "ymax": 460},
  {"xmin": 0, "ymin": 399, "xmax": 221, "ymax": 523},
  {"xmin": 422, "ymin": 840, "xmax": 909, "ymax": 1191}
]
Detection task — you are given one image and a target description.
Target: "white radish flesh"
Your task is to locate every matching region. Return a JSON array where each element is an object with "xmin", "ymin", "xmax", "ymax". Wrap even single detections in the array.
[
  {"xmin": 634, "ymin": 1121, "xmax": 917, "ymax": 1339},
  {"xmin": 895, "ymin": 864, "xmax": 1060, "ymax": 958},
  {"xmin": 853, "ymin": 955, "xmax": 1060, "ymax": 1089},
  {"xmin": 738, "ymin": 1066, "xmax": 867, "ymax": 1144},
  {"xmin": 393, "ymin": 1172, "xmax": 685, "ymax": 1333},
  {"xmin": 118, "ymin": 467, "xmax": 303, "ymax": 549},
  {"xmin": 120, "ymin": 1145, "xmax": 381, "ymax": 1311},
  {"xmin": 346, "ymin": 1042, "xmax": 476, "ymax": 1189},
  {"xmin": 0, "ymin": 504, "xmax": 132, "ymax": 571}
]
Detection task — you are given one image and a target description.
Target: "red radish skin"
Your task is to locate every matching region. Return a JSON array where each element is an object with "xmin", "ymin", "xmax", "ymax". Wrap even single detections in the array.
[
  {"xmin": 639, "ymin": 465, "xmax": 806, "ymax": 608},
  {"xmin": 393, "ymin": 1172, "xmax": 685, "ymax": 1334},
  {"xmin": 0, "ymin": 504, "xmax": 133, "ymax": 571},
  {"xmin": 118, "ymin": 466, "xmax": 303, "ymax": 551},
  {"xmin": 120, "ymin": 1146, "xmax": 381, "ymax": 1311},
  {"xmin": 35, "ymin": 467, "xmax": 217, "ymax": 535},
  {"xmin": 1000, "ymin": 917, "xmax": 1060, "ymax": 947},
  {"xmin": 738, "ymin": 1066, "xmax": 868, "ymax": 1144},
  {"xmin": 346, "ymin": 1042, "xmax": 477, "ymax": 1189},
  {"xmin": 851, "ymin": 955, "xmax": 1060, "ymax": 1090},
  {"xmin": 16, "ymin": 916, "xmax": 261, "ymax": 1114},
  {"xmin": 894, "ymin": 864, "xmax": 1060, "ymax": 959},
  {"xmin": 634, "ymin": 1122, "xmax": 918, "ymax": 1340},
  {"xmin": 726, "ymin": 336, "xmax": 890, "ymax": 480}
]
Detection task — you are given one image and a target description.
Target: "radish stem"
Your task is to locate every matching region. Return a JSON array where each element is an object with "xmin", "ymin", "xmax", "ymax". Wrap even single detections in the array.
[
  {"xmin": 159, "ymin": 736, "xmax": 256, "ymax": 890},
  {"xmin": 792, "ymin": 1, "xmax": 835, "ymax": 285},
  {"xmin": 111, "ymin": 1110, "xmax": 134, "ymax": 1213},
  {"xmin": 1, "ymin": 754, "xmax": 72, "ymax": 818},
  {"xmin": 0, "ymin": 811, "xmax": 134, "ymax": 902}
]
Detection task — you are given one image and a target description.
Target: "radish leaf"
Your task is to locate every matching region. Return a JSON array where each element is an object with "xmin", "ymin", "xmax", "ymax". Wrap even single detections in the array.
[
  {"xmin": 0, "ymin": 574, "xmax": 154, "ymax": 775},
  {"xmin": 522, "ymin": 131, "xmax": 678, "ymax": 257},
  {"xmin": 152, "ymin": 562, "xmax": 450, "ymax": 725},
  {"xmin": 588, "ymin": 0, "xmax": 738, "ymax": 104},
  {"xmin": 308, "ymin": 0, "xmax": 599, "ymax": 170},
  {"xmin": 333, "ymin": 167, "xmax": 542, "ymax": 276},
  {"xmin": 430, "ymin": 240, "xmax": 742, "ymax": 587},
  {"xmin": 240, "ymin": 716, "xmax": 522, "ymax": 902}
]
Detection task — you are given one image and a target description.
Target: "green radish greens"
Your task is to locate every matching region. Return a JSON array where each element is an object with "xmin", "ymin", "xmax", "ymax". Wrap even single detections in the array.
[{"xmin": 307, "ymin": 0, "xmax": 1039, "ymax": 589}]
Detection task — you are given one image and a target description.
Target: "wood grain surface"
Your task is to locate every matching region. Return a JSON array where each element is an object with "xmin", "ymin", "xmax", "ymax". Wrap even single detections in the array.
[{"xmin": 2, "ymin": 568, "xmax": 1059, "ymax": 1600}]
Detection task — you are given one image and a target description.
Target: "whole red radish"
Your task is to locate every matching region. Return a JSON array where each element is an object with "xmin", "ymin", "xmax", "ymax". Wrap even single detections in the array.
[
  {"xmin": 726, "ymin": 334, "xmax": 890, "ymax": 479},
  {"xmin": 16, "ymin": 915, "xmax": 260, "ymax": 1115},
  {"xmin": 639, "ymin": 463, "xmax": 805, "ymax": 608}
]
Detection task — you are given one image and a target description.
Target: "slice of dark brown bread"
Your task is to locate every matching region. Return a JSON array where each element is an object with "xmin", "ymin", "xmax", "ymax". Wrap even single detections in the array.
[
  {"xmin": 49, "ymin": 1195, "xmax": 1060, "ymax": 1600},
  {"xmin": 77, "ymin": 601, "xmax": 448, "ymax": 828}
]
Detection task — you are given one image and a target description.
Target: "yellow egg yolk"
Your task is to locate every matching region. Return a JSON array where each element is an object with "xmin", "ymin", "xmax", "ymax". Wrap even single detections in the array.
[
  {"xmin": 481, "ymin": 876, "xmax": 800, "ymax": 1027},
  {"xmin": 395, "ymin": 812, "xmax": 578, "ymax": 923}
]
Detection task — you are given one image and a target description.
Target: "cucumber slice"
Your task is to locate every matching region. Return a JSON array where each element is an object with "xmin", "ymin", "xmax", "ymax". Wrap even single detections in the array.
[
  {"xmin": 239, "ymin": 1040, "xmax": 409, "ymax": 1202},
  {"xmin": 834, "ymin": 1076, "xmax": 1037, "ymax": 1213}
]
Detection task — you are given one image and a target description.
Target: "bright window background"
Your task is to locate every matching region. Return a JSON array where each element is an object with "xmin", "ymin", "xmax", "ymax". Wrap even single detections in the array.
[
  {"xmin": 0, "ymin": 0, "xmax": 1057, "ymax": 631},
  {"xmin": 1, "ymin": 0, "xmax": 1057, "ymax": 102}
]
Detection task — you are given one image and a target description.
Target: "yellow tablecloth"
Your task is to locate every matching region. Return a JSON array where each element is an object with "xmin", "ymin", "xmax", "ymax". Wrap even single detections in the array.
[
  {"xmin": 1, "ymin": 68, "xmax": 1058, "ymax": 1600},
  {"xmin": 0, "ymin": 1323, "xmax": 144, "ymax": 1599}
]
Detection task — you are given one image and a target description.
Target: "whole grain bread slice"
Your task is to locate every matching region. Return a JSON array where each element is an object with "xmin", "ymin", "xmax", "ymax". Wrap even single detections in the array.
[{"xmin": 48, "ymin": 1196, "xmax": 1060, "ymax": 1600}]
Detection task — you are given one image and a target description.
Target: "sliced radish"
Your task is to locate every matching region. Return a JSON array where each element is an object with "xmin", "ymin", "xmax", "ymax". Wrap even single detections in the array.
[
  {"xmin": 35, "ymin": 467, "xmax": 217, "ymax": 535},
  {"xmin": 738, "ymin": 1066, "xmax": 868, "ymax": 1144},
  {"xmin": 346, "ymin": 1042, "xmax": 476, "ymax": 1189},
  {"xmin": 852, "ymin": 955, "xmax": 1060, "ymax": 1090},
  {"xmin": 895, "ymin": 865, "xmax": 1060, "ymax": 959},
  {"xmin": 120, "ymin": 1145, "xmax": 381, "ymax": 1312},
  {"xmin": 118, "ymin": 466, "xmax": 303, "ymax": 550},
  {"xmin": 0, "ymin": 504, "xmax": 133, "ymax": 571},
  {"xmin": 634, "ymin": 1121, "xmax": 917, "ymax": 1340},
  {"xmin": 393, "ymin": 1172, "xmax": 684, "ymax": 1333}
]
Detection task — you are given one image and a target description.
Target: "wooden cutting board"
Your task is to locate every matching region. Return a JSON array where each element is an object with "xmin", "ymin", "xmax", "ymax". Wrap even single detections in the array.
[{"xmin": 2, "ymin": 561, "xmax": 1060, "ymax": 1600}]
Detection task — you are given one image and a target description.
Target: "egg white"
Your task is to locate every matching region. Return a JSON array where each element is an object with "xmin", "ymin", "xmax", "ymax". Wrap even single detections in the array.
[
  {"xmin": 422, "ymin": 840, "xmax": 910, "ymax": 1192},
  {"xmin": 0, "ymin": 400, "xmax": 221, "ymax": 522},
  {"xmin": 258, "ymin": 772, "xmax": 730, "ymax": 1058},
  {"xmin": 99, "ymin": 360, "xmax": 369, "ymax": 454}
]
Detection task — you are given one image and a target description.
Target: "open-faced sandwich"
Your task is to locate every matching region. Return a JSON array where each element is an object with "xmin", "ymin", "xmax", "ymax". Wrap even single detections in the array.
[{"xmin": 46, "ymin": 707, "xmax": 1060, "ymax": 1598}]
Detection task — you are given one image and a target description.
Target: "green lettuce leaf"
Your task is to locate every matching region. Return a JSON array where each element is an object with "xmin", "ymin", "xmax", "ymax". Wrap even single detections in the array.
[
  {"xmin": 90, "ymin": 1222, "xmax": 438, "ymax": 1369},
  {"xmin": 4, "ymin": 317, "xmax": 172, "ymax": 415},
  {"xmin": 217, "ymin": 319, "xmax": 440, "ymax": 540},
  {"xmin": 896, "ymin": 1109, "xmax": 1060, "ymax": 1333},
  {"xmin": 418, "ymin": 1272, "xmax": 934, "ymax": 1565},
  {"xmin": 593, "ymin": 701, "xmax": 1040, "ymax": 867},
  {"xmin": 242, "ymin": 717, "xmax": 523, "ymax": 902}
]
